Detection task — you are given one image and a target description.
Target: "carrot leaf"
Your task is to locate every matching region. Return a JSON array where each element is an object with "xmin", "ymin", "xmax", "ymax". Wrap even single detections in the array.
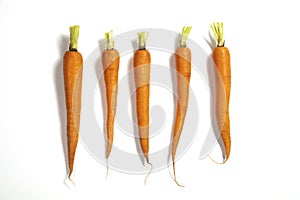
[
  {"xmin": 137, "ymin": 32, "xmax": 149, "ymax": 49},
  {"xmin": 105, "ymin": 30, "xmax": 114, "ymax": 50},
  {"xmin": 210, "ymin": 22, "xmax": 225, "ymax": 47},
  {"xmin": 69, "ymin": 25, "xmax": 80, "ymax": 50},
  {"xmin": 180, "ymin": 26, "xmax": 192, "ymax": 47}
]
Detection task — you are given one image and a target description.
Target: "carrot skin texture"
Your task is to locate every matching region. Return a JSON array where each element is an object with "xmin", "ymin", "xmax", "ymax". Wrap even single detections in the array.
[
  {"xmin": 102, "ymin": 49, "xmax": 120, "ymax": 158},
  {"xmin": 134, "ymin": 50, "xmax": 151, "ymax": 163},
  {"xmin": 172, "ymin": 47, "xmax": 191, "ymax": 162},
  {"xmin": 212, "ymin": 46, "xmax": 231, "ymax": 162},
  {"xmin": 63, "ymin": 51, "xmax": 83, "ymax": 177}
]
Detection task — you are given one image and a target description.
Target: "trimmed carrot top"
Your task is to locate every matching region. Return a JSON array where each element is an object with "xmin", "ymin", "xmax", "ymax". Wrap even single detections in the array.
[
  {"xmin": 180, "ymin": 26, "xmax": 192, "ymax": 47},
  {"xmin": 69, "ymin": 25, "xmax": 80, "ymax": 51},
  {"xmin": 210, "ymin": 22, "xmax": 225, "ymax": 47},
  {"xmin": 137, "ymin": 32, "xmax": 149, "ymax": 50},
  {"xmin": 105, "ymin": 30, "xmax": 115, "ymax": 50}
]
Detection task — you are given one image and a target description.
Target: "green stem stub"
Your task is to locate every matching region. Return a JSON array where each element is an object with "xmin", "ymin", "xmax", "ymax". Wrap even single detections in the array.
[
  {"xmin": 180, "ymin": 26, "xmax": 192, "ymax": 47},
  {"xmin": 105, "ymin": 30, "xmax": 114, "ymax": 50},
  {"xmin": 137, "ymin": 32, "xmax": 149, "ymax": 50},
  {"xmin": 210, "ymin": 22, "xmax": 225, "ymax": 47},
  {"xmin": 69, "ymin": 25, "xmax": 80, "ymax": 51}
]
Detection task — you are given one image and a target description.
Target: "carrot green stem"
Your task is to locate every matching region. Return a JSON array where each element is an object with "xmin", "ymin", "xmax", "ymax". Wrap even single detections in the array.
[
  {"xmin": 210, "ymin": 22, "xmax": 225, "ymax": 47},
  {"xmin": 180, "ymin": 26, "xmax": 192, "ymax": 47},
  {"xmin": 105, "ymin": 30, "xmax": 114, "ymax": 50},
  {"xmin": 69, "ymin": 25, "xmax": 80, "ymax": 51},
  {"xmin": 137, "ymin": 32, "xmax": 149, "ymax": 50}
]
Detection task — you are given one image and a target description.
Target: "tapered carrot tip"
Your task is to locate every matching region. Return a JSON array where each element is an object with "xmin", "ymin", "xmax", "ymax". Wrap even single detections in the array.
[
  {"xmin": 172, "ymin": 161, "xmax": 184, "ymax": 187},
  {"xmin": 144, "ymin": 153, "xmax": 149, "ymax": 164},
  {"xmin": 105, "ymin": 159, "xmax": 109, "ymax": 179},
  {"xmin": 67, "ymin": 174, "xmax": 76, "ymax": 185},
  {"xmin": 144, "ymin": 162, "xmax": 153, "ymax": 185},
  {"xmin": 208, "ymin": 155, "xmax": 226, "ymax": 164}
]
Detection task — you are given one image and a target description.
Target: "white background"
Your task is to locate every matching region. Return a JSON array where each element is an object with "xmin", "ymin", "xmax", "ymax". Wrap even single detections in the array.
[{"xmin": 1, "ymin": 0, "xmax": 300, "ymax": 199}]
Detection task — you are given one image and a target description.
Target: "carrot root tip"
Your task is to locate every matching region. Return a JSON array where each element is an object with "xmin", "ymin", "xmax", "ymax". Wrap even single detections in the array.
[
  {"xmin": 174, "ymin": 179, "xmax": 185, "ymax": 188},
  {"xmin": 144, "ymin": 162, "xmax": 153, "ymax": 185},
  {"xmin": 68, "ymin": 174, "xmax": 76, "ymax": 186},
  {"xmin": 208, "ymin": 154, "xmax": 226, "ymax": 164},
  {"xmin": 105, "ymin": 159, "xmax": 109, "ymax": 179},
  {"xmin": 172, "ymin": 161, "xmax": 184, "ymax": 187}
]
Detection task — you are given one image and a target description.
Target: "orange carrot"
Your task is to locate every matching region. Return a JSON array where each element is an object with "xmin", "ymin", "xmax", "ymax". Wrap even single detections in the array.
[
  {"xmin": 63, "ymin": 25, "xmax": 83, "ymax": 181},
  {"xmin": 102, "ymin": 30, "xmax": 120, "ymax": 160},
  {"xmin": 133, "ymin": 32, "xmax": 152, "ymax": 183},
  {"xmin": 210, "ymin": 22, "xmax": 231, "ymax": 163},
  {"xmin": 172, "ymin": 26, "xmax": 192, "ymax": 187}
]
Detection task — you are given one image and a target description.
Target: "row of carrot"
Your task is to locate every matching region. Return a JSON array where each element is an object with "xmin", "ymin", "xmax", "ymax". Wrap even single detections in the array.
[{"xmin": 63, "ymin": 23, "xmax": 231, "ymax": 186}]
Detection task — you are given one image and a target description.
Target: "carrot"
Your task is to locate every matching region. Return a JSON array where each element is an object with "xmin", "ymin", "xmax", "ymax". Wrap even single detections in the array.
[
  {"xmin": 102, "ymin": 30, "xmax": 120, "ymax": 159},
  {"xmin": 133, "ymin": 32, "xmax": 152, "ymax": 184},
  {"xmin": 63, "ymin": 25, "xmax": 83, "ymax": 182},
  {"xmin": 172, "ymin": 26, "xmax": 192, "ymax": 187},
  {"xmin": 210, "ymin": 22, "xmax": 231, "ymax": 163}
]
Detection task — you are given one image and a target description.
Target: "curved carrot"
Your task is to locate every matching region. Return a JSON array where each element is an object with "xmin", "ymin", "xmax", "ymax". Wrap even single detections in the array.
[
  {"xmin": 133, "ymin": 32, "xmax": 153, "ymax": 184},
  {"xmin": 210, "ymin": 22, "xmax": 231, "ymax": 163},
  {"xmin": 63, "ymin": 25, "xmax": 83, "ymax": 181},
  {"xmin": 172, "ymin": 26, "xmax": 192, "ymax": 187},
  {"xmin": 102, "ymin": 30, "xmax": 120, "ymax": 159}
]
